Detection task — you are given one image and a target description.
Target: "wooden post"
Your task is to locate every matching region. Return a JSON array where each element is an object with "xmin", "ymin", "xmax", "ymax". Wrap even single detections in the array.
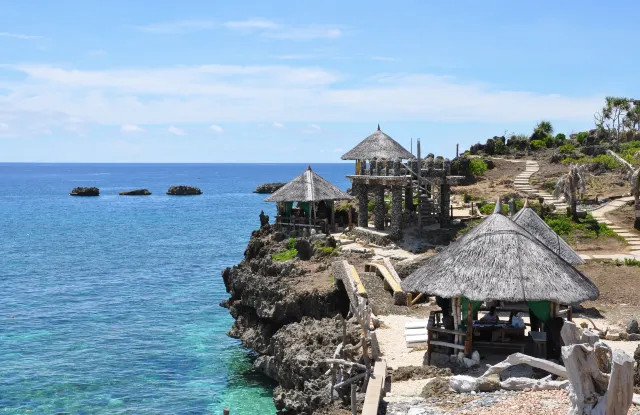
[
  {"xmin": 456, "ymin": 143, "xmax": 459, "ymax": 158},
  {"xmin": 465, "ymin": 301, "xmax": 473, "ymax": 356},
  {"xmin": 427, "ymin": 328, "xmax": 432, "ymax": 365},
  {"xmin": 351, "ymin": 384, "xmax": 357, "ymax": 415},
  {"xmin": 330, "ymin": 367, "xmax": 336, "ymax": 402},
  {"xmin": 567, "ymin": 305, "xmax": 573, "ymax": 322},
  {"xmin": 223, "ymin": 409, "xmax": 230, "ymax": 415}
]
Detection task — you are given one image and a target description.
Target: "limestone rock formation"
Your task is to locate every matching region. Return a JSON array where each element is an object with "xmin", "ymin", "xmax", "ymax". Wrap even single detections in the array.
[
  {"xmin": 70, "ymin": 187, "xmax": 99, "ymax": 196},
  {"xmin": 254, "ymin": 183, "xmax": 286, "ymax": 194},
  {"xmin": 119, "ymin": 189, "xmax": 151, "ymax": 196},
  {"xmin": 166, "ymin": 185, "xmax": 202, "ymax": 195}
]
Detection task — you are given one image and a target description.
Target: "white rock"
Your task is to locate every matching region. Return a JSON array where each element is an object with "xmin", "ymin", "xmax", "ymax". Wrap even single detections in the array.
[
  {"xmin": 463, "ymin": 357, "xmax": 477, "ymax": 368},
  {"xmin": 605, "ymin": 333, "xmax": 621, "ymax": 341},
  {"xmin": 450, "ymin": 375, "xmax": 477, "ymax": 393},
  {"xmin": 472, "ymin": 350, "xmax": 481, "ymax": 363},
  {"xmin": 408, "ymin": 409, "xmax": 426, "ymax": 415}
]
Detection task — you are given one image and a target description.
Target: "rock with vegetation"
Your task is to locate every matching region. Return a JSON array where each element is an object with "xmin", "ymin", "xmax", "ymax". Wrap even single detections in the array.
[
  {"xmin": 70, "ymin": 187, "xmax": 99, "ymax": 196},
  {"xmin": 166, "ymin": 185, "xmax": 202, "ymax": 195},
  {"xmin": 119, "ymin": 189, "xmax": 151, "ymax": 196},
  {"xmin": 254, "ymin": 183, "xmax": 286, "ymax": 194}
]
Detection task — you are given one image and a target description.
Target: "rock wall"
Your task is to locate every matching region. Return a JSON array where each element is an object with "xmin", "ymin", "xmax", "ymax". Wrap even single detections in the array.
[{"xmin": 221, "ymin": 226, "xmax": 356, "ymax": 414}]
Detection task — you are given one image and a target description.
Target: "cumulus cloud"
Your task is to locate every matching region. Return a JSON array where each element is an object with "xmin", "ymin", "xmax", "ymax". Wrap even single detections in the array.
[
  {"xmin": 209, "ymin": 124, "xmax": 224, "ymax": 134},
  {"xmin": 121, "ymin": 124, "xmax": 144, "ymax": 134},
  {"xmin": 168, "ymin": 125, "xmax": 186, "ymax": 136},
  {"xmin": 0, "ymin": 63, "xmax": 604, "ymax": 130},
  {"xmin": 0, "ymin": 32, "xmax": 41, "ymax": 40}
]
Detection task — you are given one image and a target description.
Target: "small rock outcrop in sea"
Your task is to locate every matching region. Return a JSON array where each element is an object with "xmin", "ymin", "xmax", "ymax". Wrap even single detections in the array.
[
  {"xmin": 253, "ymin": 183, "xmax": 286, "ymax": 194},
  {"xmin": 70, "ymin": 187, "xmax": 100, "ymax": 196},
  {"xmin": 166, "ymin": 185, "xmax": 202, "ymax": 195},
  {"xmin": 119, "ymin": 189, "xmax": 152, "ymax": 196}
]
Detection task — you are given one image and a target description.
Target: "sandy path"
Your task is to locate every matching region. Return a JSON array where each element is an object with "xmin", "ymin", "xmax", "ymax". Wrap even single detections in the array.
[{"xmin": 376, "ymin": 314, "xmax": 427, "ymax": 368}]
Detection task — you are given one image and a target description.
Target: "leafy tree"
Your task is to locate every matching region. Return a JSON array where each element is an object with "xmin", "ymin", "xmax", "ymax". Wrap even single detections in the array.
[
  {"xmin": 531, "ymin": 120, "xmax": 554, "ymax": 141},
  {"xmin": 555, "ymin": 133, "xmax": 566, "ymax": 142},
  {"xmin": 468, "ymin": 158, "xmax": 488, "ymax": 177},
  {"xmin": 594, "ymin": 97, "xmax": 640, "ymax": 147},
  {"xmin": 530, "ymin": 140, "xmax": 546, "ymax": 150}
]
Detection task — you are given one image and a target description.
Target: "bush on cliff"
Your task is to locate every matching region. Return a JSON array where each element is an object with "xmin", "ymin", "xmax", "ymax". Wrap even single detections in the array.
[{"xmin": 272, "ymin": 238, "xmax": 298, "ymax": 261}]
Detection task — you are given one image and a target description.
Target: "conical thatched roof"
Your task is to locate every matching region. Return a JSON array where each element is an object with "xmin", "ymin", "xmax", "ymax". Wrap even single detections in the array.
[
  {"xmin": 402, "ymin": 208, "xmax": 599, "ymax": 304},
  {"xmin": 512, "ymin": 201, "xmax": 584, "ymax": 265},
  {"xmin": 341, "ymin": 125, "xmax": 415, "ymax": 160},
  {"xmin": 265, "ymin": 166, "xmax": 353, "ymax": 203}
]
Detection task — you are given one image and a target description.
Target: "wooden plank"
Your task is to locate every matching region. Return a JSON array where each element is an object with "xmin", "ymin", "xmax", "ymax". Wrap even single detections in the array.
[
  {"xmin": 366, "ymin": 262, "xmax": 402, "ymax": 293},
  {"xmin": 362, "ymin": 359, "xmax": 387, "ymax": 415},
  {"xmin": 428, "ymin": 327, "xmax": 467, "ymax": 336},
  {"xmin": 349, "ymin": 265, "xmax": 368, "ymax": 298},
  {"xmin": 383, "ymin": 257, "xmax": 403, "ymax": 288},
  {"xmin": 429, "ymin": 340, "xmax": 466, "ymax": 350}
]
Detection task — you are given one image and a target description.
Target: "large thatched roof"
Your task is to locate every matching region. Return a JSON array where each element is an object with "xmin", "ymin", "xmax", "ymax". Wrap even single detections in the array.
[
  {"xmin": 341, "ymin": 125, "xmax": 415, "ymax": 161},
  {"xmin": 265, "ymin": 166, "xmax": 353, "ymax": 203},
  {"xmin": 402, "ymin": 204, "xmax": 599, "ymax": 304},
  {"xmin": 512, "ymin": 202, "xmax": 584, "ymax": 265}
]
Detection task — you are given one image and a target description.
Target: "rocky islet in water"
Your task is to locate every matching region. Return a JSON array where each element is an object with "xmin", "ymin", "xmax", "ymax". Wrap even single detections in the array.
[
  {"xmin": 70, "ymin": 187, "xmax": 100, "ymax": 196},
  {"xmin": 167, "ymin": 185, "xmax": 202, "ymax": 195},
  {"xmin": 253, "ymin": 183, "xmax": 286, "ymax": 194},
  {"xmin": 119, "ymin": 189, "xmax": 152, "ymax": 196}
]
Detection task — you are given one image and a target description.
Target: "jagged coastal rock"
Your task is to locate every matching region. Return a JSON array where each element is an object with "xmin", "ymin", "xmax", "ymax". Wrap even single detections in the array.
[
  {"xmin": 70, "ymin": 187, "xmax": 99, "ymax": 196},
  {"xmin": 119, "ymin": 189, "xmax": 152, "ymax": 196},
  {"xmin": 254, "ymin": 183, "xmax": 286, "ymax": 194},
  {"xmin": 166, "ymin": 186, "xmax": 202, "ymax": 195},
  {"xmin": 221, "ymin": 225, "xmax": 358, "ymax": 414}
]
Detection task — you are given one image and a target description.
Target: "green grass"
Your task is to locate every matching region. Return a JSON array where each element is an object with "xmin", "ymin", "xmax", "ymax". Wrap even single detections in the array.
[
  {"xmin": 315, "ymin": 245, "xmax": 337, "ymax": 257},
  {"xmin": 614, "ymin": 258, "xmax": 640, "ymax": 267},
  {"xmin": 272, "ymin": 248, "xmax": 298, "ymax": 261},
  {"xmin": 545, "ymin": 214, "xmax": 622, "ymax": 241}
]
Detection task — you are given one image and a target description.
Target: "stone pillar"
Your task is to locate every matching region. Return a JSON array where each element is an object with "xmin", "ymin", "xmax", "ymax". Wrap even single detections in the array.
[
  {"xmin": 374, "ymin": 185, "xmax": 385, "ymax": 230},
  {"xmin": 405, "ymin": 186, "xmax": 413, "ymax": 213},
  {"xmin": 360, "ymin": 160, "xmax": 366, "ymax": 175},
  {"xmin": 391, "ymin": 186, "xmax": 403, "ymax": 239},
  {"xmin": 376, "ymin": 159, "xmax": 383, "ymax": 176},
  {"xmin": 356, "ymin": 183, "xmax": 369, "ymax": 228},
  {"xmin": 439, "ymin": 184, "xmax": 451, "ymax": 227}
]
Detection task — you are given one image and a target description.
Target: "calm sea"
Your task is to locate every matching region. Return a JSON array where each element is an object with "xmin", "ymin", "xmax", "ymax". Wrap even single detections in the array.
[{"xmin": 0, "ymin": 163, "xmax": 352, "ymax": 415}]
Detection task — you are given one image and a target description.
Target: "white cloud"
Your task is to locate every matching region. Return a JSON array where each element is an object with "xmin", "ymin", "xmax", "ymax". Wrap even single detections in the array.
[
  {"xmin": 0, "ymin": 32, "xmax": 41, "ymax": 40},
  {"xmin": 265, "ymin": 26, "xmax": 341, "ymax": 41},
  {"xmin": 372, "ymin": 56, "xmax": 396, "ymax": 62},
  {"xmin": 224, "ymin": 19, "xmax": 279, "ymax": 30},
  {"xmin": 121, "ymin": 124, "xmax": 144, "ymax": 134},
  {"xmin": 209, "ymin": 124, "xmax": 224, "ymax": 134},
  {"xmin": 0, "ymin": 122, "xmax": 8, "ymax": 130},
  {"xmin": 137, "ymin": 20, "xmax": 216, "ymax": 34},
  {"xmin": 87, "ymin": 49, "xmax": 107, "ymax": 57},
  {"xmin": 333, "ymin": 148, "xmax": 344, "ymax": 153},
  {"xmin": 0, "ymin": 63, "xmax": 605, "ymax": 130},
  {"xmin": 300, "ymin": 123, "xmax": 322, "ymax": 134},
  {"xmin": 168, "ymin": 125, "xmax": 186, "ymax": 136}
]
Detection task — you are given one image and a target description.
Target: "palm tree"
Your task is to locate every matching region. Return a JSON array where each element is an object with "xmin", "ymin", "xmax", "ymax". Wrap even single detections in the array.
[
  {"xmin": 535, "ymin": 120, "xmax": 554, "ymax": 136},
  {"xmin": 553, "ymin": 164, "xmax": 586, "ymax": 221},
  {"xmin": 607, "ymin": 150, "xmax": 640, "ymax": 229}
]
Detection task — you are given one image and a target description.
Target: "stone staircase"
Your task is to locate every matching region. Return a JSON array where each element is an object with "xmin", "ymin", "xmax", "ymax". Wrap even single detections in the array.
[{"xmin": 513, "ymin": 160, "xmax": 569, "ymax": 211}]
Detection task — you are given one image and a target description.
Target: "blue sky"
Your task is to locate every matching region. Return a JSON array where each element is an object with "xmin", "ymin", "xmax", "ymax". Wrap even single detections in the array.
[{"xmin": 1, "ymin": 0, "xmax": 638, "ymax": 162}]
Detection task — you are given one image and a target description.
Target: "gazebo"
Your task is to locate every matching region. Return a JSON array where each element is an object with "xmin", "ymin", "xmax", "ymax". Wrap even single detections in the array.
[
  {"xmin": 512, "ymin": 199, "xmax": 584, "ymax": 265},
  {"xmin": 402, "ymin": 201, "xmax": 599, "ymax": 363},
  {"xmin": 265, "ymin": 166, "xmax": 353, "ymax": 233}
]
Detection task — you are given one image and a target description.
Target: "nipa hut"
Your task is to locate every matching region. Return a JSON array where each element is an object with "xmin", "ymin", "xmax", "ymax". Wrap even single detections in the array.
[
  {"xmin": 265, "ymin": 166, "xmax": 353, "ymax": 233},
  {"xmin": 402, "ymin": 200, "xmax": 598, "ymax": 362},
  {"xmin": 512, "ymin": 199, "xmax": 584, "ymax": 265}
]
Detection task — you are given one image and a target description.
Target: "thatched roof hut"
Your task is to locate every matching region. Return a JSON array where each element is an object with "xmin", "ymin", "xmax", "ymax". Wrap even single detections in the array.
[
  {"xmin": 341, "ymin": 125, "xmax": 415, "ymax": 161},
  {"xmin": 512, "ymin": 200, "xmax": 584, "ymax": 265},
  {"xmin": 402, "ymin": 202, "xmax": 599, "ymax": 304},
  {"xmin": 265, "ymin": 166, "xmax": 353, "ymax": 203}
]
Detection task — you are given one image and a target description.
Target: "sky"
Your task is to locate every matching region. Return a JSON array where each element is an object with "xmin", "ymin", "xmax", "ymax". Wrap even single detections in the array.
[{"xmin": 1, "ymin": 0, "xmax": 639, "ymax": 163}]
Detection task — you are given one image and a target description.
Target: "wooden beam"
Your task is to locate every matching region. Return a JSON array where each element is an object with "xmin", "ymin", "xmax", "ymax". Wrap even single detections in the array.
[
  {"xmin": 429, "ymin": 340, "xmax": 466, "ymax": 350},
  {"xmin": 465, "ymin": 301, "xmax": 473, "ymax": 356},
  {"xmin": 361, "ymin": 359, "xmax": 387, "ymax": 415},
  {"xmin": 349, "ymin": 265, "xmax": 368, "ymax": 298}
]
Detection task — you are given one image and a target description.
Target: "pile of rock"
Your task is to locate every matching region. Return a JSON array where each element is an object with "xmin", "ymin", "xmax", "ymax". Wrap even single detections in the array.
[
  {"xmin": 599, "ymin": 318, "xmax": 640, "ymax": 341},
  {"xmin": 119, "ymin": 189, "xmax": 151, "ymax": 196},
  {"xmin": 253, "ymin": 183, "xmax": 286, "ymax": 194},
  {"xmin": 70, "ymin": 187, "xmax": 99, "ymax": 196},
  {"xmin": 167, "ymin": 185, "xmax": 202, "ymax": 195}
]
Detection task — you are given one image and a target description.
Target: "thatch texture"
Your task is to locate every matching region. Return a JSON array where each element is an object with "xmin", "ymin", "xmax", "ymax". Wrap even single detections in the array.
[
  {"xmin": 341, "ymin": 125, "xmax": 415, "ymax": 160},
  {"xmin": 265, "ymin": 166, "xmax": 353, "ymax": 203},
  {"xmin": 512, "ymin": 205, "xmax": 584, "ymax": 265},
  {"xmin": 402, "ymin": 212, "xmax": 599, "ymax": 304}
]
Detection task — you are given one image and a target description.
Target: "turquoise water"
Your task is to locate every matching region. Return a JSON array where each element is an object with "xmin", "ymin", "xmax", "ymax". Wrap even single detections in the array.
[{"xmin": 0, "ymin": 163, "xmax": 351, "ymax": 414}]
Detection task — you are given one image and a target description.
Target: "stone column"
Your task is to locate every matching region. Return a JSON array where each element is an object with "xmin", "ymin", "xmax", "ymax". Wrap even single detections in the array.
[
  {"xmin": 391, "ymin": 186, "xmax": 403, "ymax": 239},
  {"xmin": 374, "ymin": 185, "xmax": 385, "ymax": 230},
  {"xmin": 360, "ymin": 160, "xmax": 366, "ymax": 175},
  {"xmin": 439, "ymin": 184, "xmax": 451, "ymax": 227},
  {"xmin": 376, "ymin": 159, "xmax": 383, "ymax": 176},
  {"xmin": 356, "ymin": 183, "xmax": 369, "ymax": 228}
]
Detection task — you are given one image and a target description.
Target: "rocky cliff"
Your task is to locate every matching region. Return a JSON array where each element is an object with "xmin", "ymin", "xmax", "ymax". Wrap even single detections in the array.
[
  {"xmin": 253, "ymin": 183, "xmax": 286, "ymax": 194},
  {"xmin": 221, "ymin": 226, "xmax": 360, "ymax": 414}
]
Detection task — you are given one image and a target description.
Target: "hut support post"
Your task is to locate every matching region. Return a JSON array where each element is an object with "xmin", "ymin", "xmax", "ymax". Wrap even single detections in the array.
[
  {"xmin": 465, "ymin": 301, "xmax": 473, "ymax": 356},
  {"xmin": 357, "ymin": 184, "xmax": 369, "ymax": 228},
  {"xmin": 405, "ymin": 186, "xmax": 413, "ymax": 213},
  {"xmin": 374, "ymin": 185, "xmax": 385, "ymax": 231},
  {"xmin": 391, "ymin": 186, "xmax": 403, "ymax": 239}
]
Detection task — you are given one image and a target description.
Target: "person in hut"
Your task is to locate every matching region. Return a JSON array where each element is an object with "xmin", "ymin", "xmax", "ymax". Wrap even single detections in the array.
[{"xmin": 480, "ymin": 306, "xmax": 500, "ymax": 323}]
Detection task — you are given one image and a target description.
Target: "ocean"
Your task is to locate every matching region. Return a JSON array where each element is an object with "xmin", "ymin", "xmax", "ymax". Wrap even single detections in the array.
[{"xmin": 0, "ymin": 163, "xmax": 352, "ymax": 415}]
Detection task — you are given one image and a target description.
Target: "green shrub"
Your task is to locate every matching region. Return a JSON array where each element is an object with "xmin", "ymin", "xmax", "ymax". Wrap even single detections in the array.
[
  {"xmin": 530, "ymin": 140, "xmax": 546, "ymax": 150},
  {"xmin": 545, "ymin": 214, "xmax": 620, "ymax": 240},
  {"xmin": 468, "ymin": 158, "xmax": 488, "ymax": 177},
  {"xmin": 463, "ymin": 193, "xmax": 472, "ymax": 203},
  {"xmin": 591, "ymin": 154, "xmax": 623, "ymax": 170},
  {"xmin": 544, "ymin": 135, "xmax": 556, "ymax": 148},
  {"xmin": 542, "ymin": 179, "xmax": 557, "ymax": 193},
  {"xmin": 555, "ymin": 133, "xmax": 566, "ymax": 142},
  {"xmin": 623, "ymin": 258, "xmax": 640, "ymax": 267},
  {"xmin": 272, "ymin": 248, "xmax": 297, "ymax": 261},
  {"xmin": 558, "ymin": 143, "xmax": 576, "ymax": 154},
  {"xmin": 479, "ymin": 203, "xmax": 507, "ymax": 215},
  {"xmin": 315, "ymin": 246, "xmax": 336, "ymax": 257},
  {"xmin": 576, "ymin": 132, "xmax": 588, "ymax": 144},
  {"xmin": 288, "ymin": 238, "xmax": 296, "ymax": 249},
  {"xmin": 546, "ymin": 215, "xmax": 573, "ymax": 235}
]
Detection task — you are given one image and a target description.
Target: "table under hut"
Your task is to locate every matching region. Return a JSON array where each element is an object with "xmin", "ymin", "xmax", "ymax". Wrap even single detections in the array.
[
  {"xmin": 402, "ymin": 201, "xmax": 599, "ymax": 364},
  {"xmin": 265, "ymin": 166, "xmax": 353, "ymax": 234}
]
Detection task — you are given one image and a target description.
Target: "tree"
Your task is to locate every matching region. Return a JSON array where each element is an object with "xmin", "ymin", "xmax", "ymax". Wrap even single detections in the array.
[
  {"xmin": 594, "ymin": 97, "xmax": 640, "ymax": 147},
  {"xmin": 608, "ymin": 149, "xmax": 640, "ymax": 229},
  {"xmin": 553, "ymin": 164, "xmax": 586, "ymax": 221},
  {"xmin": 531, "ymin": 120, "xmax": 554, "ymax": 142}
]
